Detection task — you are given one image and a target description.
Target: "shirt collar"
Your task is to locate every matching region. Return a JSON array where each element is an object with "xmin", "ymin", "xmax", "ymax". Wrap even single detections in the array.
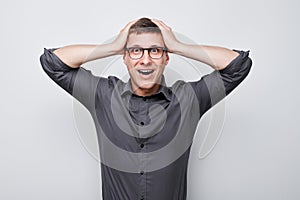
[{"xmin": 121, "ymin": 76, "xmax": 172, "ymax": 101}]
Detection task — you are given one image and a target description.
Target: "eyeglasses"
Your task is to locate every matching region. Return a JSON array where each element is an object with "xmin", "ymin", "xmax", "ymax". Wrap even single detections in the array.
[{"xmin": 125, "ymin": 47, "xmax": 168, "ymax": 60}]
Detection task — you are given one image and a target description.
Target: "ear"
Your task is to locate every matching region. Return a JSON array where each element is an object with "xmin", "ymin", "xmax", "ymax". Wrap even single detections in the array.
[
  {"xmin": 123, "ymin": 53, "xmax": 127, "ymax": 64},
  {"xmin": 165, "ymin": 52, "xmax": 170, "ymax": 65}
]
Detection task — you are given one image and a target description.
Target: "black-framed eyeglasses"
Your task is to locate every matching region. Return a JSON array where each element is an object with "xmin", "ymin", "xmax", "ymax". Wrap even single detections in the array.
[{"xmin": 125, "ymin": 47, "xmax": 168, "ymax": 60}]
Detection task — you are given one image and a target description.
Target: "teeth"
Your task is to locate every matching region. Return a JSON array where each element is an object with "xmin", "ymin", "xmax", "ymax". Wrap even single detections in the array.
[
  {"xmin": 139, "ymin": 70, "xmax": 153, "ymax": 73},
  {"xmin": 138, "ymin": 69, "xmax": 154, "ymax": 75}
]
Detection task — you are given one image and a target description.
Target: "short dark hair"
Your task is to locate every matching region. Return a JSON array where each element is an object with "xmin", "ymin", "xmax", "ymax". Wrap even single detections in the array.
[{"xmin": 129, "ymin": 17, "xmax": 161, "ymax": 34}]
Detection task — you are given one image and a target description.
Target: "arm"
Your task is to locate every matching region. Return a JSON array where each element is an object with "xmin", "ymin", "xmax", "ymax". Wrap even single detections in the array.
[
  {"xmin": 171, "ymin": 44, "xmax": 239, "ymax": 70},
  {"xmin": 52, "ymin": 20, "xmax": 137, "ymax": 68},
  {"xmin": 152, "ymin": 19, "xmax": 252, "ymax": 116},
  {"xmin": 152, "ymin": 19, "xmax": 239, "ymax": 70},
  {"xmin": 40, "ymin": 20, "xmax": 137, "ymax": 109}
]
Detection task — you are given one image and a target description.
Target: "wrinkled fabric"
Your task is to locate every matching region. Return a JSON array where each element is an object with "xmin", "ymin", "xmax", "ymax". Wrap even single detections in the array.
[{"xmin": 40, "ymin": 48, "xmax": 251, "ymax": 200}]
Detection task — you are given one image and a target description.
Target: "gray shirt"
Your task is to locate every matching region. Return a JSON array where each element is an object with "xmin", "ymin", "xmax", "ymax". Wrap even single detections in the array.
[{"xmin": 40, "ymin": 48, "xmax": 252, "ymax": 200}]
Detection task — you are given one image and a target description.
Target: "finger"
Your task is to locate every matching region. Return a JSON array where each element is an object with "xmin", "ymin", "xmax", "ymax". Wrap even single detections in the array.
[
  {"xmin": 121, "ymin": 19, "xmax": 138, "ymax": 33},
  {"xmin": 151, "ymin": 19, "xmax": 170, "ymax": 30},
  {"xmin": 151, "ymin": 19, "xmax": 163, "ymax": 28}
]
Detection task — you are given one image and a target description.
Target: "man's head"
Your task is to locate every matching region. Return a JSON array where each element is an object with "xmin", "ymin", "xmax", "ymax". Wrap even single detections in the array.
[{"xmin": 123, "ymin": 18, "xmax": 169, "ymax": 96}]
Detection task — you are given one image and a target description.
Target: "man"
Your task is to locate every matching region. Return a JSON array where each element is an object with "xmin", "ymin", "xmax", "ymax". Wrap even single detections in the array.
[{"xmin": 40, "ymin": 18, "xmax": 252, "ymax": 200}]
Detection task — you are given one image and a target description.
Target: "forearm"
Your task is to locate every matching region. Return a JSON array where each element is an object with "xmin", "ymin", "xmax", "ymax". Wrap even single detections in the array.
[
  {"xmin": 52, "ymin": 20, "xmax": 138, "ymax": 68},
  {"xmin": 173, "ymin": 43, "xmax": 239, "ymax": 70},
  {"xmin": 53, "ymin": 43, "xmax": 121, "ymax": 68},
  {"xmin": 151, "ymin": 19, "xmax": 239, "ymax": 70}
]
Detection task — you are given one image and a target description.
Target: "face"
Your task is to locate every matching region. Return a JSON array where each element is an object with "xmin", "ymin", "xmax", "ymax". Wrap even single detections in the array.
[{"xmin": 123, "ymin": 32, "xmax": 169, "ymax": 96}]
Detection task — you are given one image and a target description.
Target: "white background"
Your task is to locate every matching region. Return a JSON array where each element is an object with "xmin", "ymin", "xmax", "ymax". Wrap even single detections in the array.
[{"xmin": 1, "ymin": 0, "xmax": 299, "ymax": 199}]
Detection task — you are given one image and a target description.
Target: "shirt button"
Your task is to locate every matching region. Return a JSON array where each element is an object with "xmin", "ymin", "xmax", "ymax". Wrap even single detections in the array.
[
  {"xmin": 140, "ymin": 143, "xmax": 144, "ymax": 148},
  {"xmin": 140, "ymin": 171, "xmax": 144, "ymax": 175},
  {"xmin": 140, "ymin": 122, "xmax": 144, "ymax": 126},
  {"xmin": 142, "ymin": 97, "xmax": 147, "ymax": 101}
]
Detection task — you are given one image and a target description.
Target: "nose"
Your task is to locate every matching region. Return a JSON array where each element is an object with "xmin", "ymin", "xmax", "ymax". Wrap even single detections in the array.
[{"xmin": 140, "ymin": 50, "xmax": 152, "ymax": 65}]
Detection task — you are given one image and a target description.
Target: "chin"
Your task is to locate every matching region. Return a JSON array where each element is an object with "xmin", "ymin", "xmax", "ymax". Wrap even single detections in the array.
[{"xmin": 137, "ymin": 82, "xmax": 157, "ymax": 90}]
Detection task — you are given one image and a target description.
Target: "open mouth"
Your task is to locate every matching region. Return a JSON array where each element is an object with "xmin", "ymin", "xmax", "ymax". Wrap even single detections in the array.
[{"xmin": 137, "ymin": 69, "xmax": 154, "ymax": 75}]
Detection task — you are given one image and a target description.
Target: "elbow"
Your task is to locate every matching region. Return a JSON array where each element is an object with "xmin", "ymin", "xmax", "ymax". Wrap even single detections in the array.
[
  {"xmin": 40, "ymin": 51, "xmax": 49, "ymax": 73},
  {"xmin": 244, "ymin": 56, "xmax": 253, "ymax": 77}
]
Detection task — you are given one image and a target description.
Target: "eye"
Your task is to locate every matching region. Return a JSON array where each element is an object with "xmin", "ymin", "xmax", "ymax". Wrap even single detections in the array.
[
  {"xmin": 150, "ymin": 48, "xmax": 160, "ymax": 54},
  {"xmin": 131, "ymin": 48, "xmax": 142, "ymax": 54}
]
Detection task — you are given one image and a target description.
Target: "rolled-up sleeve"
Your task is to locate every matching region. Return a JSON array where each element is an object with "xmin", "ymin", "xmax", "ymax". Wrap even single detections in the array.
[
  {"xmin": 40, "ymin": 48, "xmax": 99, "ymax": 111},
  {"xmin": 219, "ymin": 50, "xmax": 252, "ymax": 95},
  {"xmin": 40, "ymin": 48, "xmax": 78, "ymax": 95},
  {"xmin": 190, "ymin": 50, "xmax": 252, "ymax": 116}
]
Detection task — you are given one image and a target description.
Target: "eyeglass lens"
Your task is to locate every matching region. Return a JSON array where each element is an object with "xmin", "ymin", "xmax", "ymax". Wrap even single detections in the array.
[{"xmin": 128, "ymin": 47, "xmax": 165, "ymax": 59}]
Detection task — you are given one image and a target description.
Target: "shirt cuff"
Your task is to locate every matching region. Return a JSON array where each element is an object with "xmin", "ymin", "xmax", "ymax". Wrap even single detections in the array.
[
  {"xmin": 43, "ymin": 48, "xmax": 73, "ymax": 71},
  {"xmin": 219, "ymin": 50, "xmax": 250, "ymax": 75}
]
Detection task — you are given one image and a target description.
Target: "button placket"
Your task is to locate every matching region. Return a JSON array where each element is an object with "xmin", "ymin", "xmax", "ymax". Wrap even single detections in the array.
[
  {"xmin": 138, "ymin": 148, "xmax": 148, "ymax": 200},
  {"xmin": 136, "ymin": 96, "xmax": 149, "ymax": 200}
]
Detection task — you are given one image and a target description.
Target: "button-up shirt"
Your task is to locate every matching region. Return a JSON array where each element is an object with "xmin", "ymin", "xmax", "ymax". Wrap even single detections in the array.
[{"xmin": 40, "ymin": 48, "xmax": 252, "ymax": 200}]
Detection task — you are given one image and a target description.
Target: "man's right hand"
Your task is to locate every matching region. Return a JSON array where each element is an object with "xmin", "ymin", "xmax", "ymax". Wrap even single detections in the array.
[
  {"xmin": 110, "ymin": 19, "xmax": 137, "ymax": 55},
  {"xmin": 53, "ymin": 20, "xmax": 137, "ymax": 68}
]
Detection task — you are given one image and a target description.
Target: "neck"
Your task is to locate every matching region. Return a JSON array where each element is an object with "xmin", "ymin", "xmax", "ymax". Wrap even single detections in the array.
[{"xmin": 132, "ymin": 83, "xmax": 161, "ymax": 97}]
